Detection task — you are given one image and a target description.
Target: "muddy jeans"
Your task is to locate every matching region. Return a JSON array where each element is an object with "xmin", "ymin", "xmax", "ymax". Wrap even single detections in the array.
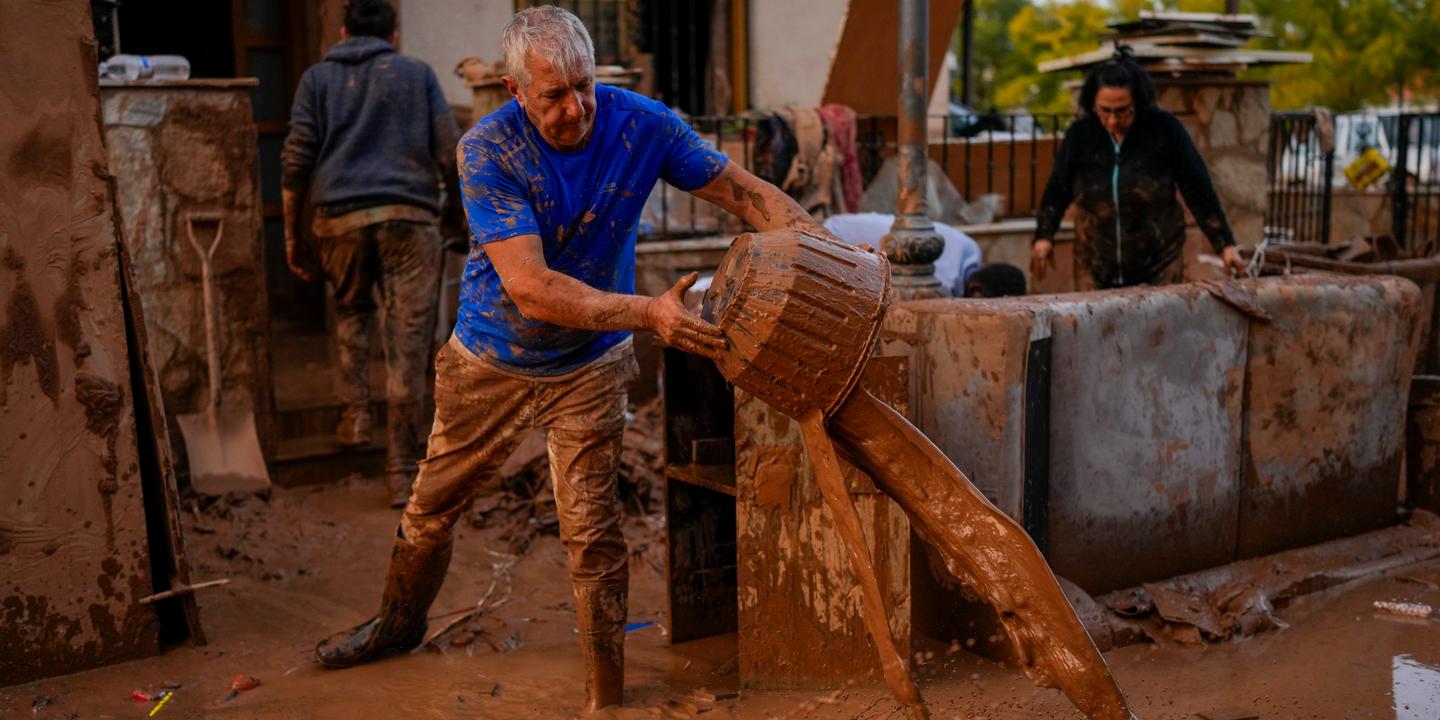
[
  {"xmin": 320, "ymin": 220, "xmax": 442, "ymax": 480},
  {"xmin": 401, "ymin": 337, "xmax": 637, "ymax": 586}
]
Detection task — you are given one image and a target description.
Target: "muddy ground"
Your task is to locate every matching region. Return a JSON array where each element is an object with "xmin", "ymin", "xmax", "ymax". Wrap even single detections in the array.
[{"xmin": 3, "ymin": 475, "xmax": 1439, "ymax": 720}]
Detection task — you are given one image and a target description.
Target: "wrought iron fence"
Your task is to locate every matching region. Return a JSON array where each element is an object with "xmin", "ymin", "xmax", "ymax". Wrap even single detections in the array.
[
  {"xmin": 1267, "ymin": 110, "xmax": 1440, "ymax": 251},
  {"xmin": 639, "ymin": 112, "xmax": 1072, "ymax": 242},
  {"xmin": 1392, "ymin": 113, "xmax": 1440, "ymax": 251},
  {"xmin": 1265, "ymin": 112, "xmax": 1334, "ymax": 245}
]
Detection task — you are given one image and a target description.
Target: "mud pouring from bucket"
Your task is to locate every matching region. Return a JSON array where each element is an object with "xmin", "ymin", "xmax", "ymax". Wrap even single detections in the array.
[{"xmin": 701, "ymin": 229, "xmax": 1135, "ymax": 720}]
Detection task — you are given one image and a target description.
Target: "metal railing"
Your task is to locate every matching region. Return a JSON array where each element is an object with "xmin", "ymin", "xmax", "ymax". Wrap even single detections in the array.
[
  {"xmin": 1267, "ymin": 110, "xmax": 1440, "ymax": 251},
  {"xmin": 1265, "ymin": 112, "xmax": 1334, "ymax": 245},
  {"xmin": 1392, "ymin": 113, "xmax": 1440, "ymax": 252},
  {"xmin": 639, "ymin": 112, "xmax": 1071, "ymax": 242}
]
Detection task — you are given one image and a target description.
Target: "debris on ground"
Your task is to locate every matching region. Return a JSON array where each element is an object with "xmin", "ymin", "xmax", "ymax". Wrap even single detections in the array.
[
  {"xmin": 1095, "ymin": 511, "xmax": 1440, "ymax": 646},
  {"xmin": 192, "ymin": 489, "xmax": 272, "ymax": 522},
  {"xmin": 1373, "ymin": 600, "xmax": 1436, "ymax": 620},
  {"xmin": 424, "ymin": 554, "xmax": 518, "ymax": 650},
  {"xmin": 470, "ymin": 398, "xmax": 666, "ymax": 555},
  {"xmin": 219, "ymin": 674, "xmax": 259, "ymax": 703},
  {"xmin": 130, "ymin": 683, "xmax": 179, "ymax": 702}
]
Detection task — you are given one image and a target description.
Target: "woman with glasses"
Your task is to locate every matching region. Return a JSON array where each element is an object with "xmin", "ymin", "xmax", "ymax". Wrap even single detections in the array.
[{"xmin": 1031, "ymin": 47, "xmax": 1243, "ymax": 289}]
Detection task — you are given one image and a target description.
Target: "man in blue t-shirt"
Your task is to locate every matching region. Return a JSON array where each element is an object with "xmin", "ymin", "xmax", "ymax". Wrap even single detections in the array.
[{"xmin": 315, "ymin": 6, "xmax": 831, "ymax": 711}]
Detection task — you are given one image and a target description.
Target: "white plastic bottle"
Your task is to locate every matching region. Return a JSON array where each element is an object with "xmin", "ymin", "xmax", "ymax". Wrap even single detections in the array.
[{"xmin": 101, "ymin": 54, "xmax": 191, "ymax": 81}]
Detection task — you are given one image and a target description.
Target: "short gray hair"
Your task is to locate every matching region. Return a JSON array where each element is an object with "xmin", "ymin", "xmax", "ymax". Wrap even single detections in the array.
[{"xmin": 502, "ymin": 6, "xmax": 595, "ymax": 88}]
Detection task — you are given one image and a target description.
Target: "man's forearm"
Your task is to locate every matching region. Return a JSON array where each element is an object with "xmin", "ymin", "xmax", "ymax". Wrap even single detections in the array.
[
  {"xmin": 694, "ymin": 163, "xmax": 826, "ymax": 235},
  {"xmin": 509, "ymin": 268, "xmax": 655, "ymax": 332},
  {"xmin": 281, "ymin": 187, "xmax": 304, "ymax": 238}
]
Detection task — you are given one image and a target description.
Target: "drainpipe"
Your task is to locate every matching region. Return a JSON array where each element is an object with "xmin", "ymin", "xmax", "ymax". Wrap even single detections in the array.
[{"xmin": 882, "ymin": 0, "xmax": 946, "ymax": 300}]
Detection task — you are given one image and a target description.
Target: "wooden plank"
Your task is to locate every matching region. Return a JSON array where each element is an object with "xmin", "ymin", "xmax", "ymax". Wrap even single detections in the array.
[
  {"xmin": 665, "ymin": 478, "xmax": 739, "ymax": 643},
  {"xmin": 1140, "ymin": 10, "xmax": 1259, "ymax": 27},
  {"xmin": 666, "ymin": 464, "xmax": 737, "ymax": 497},
  {"xmin": 1108, "ymin": 19, "xmax": 1270, "ymax": 39},
  {"xmin": 1099, "ymin": 31, "xmax": 1248, "ymax": 48},
  {"xmin": 113, "ymin": 206, "xmax": 205, "ymax": 645},
  {"xmin": 1039, "ymin": 44, "xmax": 1311, "ymax": 73}
]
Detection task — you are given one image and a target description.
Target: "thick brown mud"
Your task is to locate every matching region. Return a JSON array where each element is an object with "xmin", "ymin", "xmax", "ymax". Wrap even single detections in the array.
[
  {"xmin": 3, "ymin": 477, "xmax": 1437, "ymax": 719},
  {"xmin": 831, "ymin": 388, "xmax": 1132, "ymax": 719}
]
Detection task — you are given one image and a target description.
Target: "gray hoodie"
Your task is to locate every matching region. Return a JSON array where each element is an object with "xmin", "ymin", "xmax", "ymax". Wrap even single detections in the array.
[{"xmin": 281, "ymin": 36, "xmax": 459, "ymax": 215}]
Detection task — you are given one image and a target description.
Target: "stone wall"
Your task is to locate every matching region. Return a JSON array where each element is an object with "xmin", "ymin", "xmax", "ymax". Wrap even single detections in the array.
[
  {"xmin": 1155, "ymin": 79, "xmax": 1272, "ymax": 251},
  {"xmin": 101, "ymin": 83, "xmax": 274, "ymax": 463}
]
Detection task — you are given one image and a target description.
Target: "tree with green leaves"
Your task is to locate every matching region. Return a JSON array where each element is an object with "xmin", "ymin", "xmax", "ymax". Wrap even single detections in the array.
[
  {"xmin": 1248, "ymin": 0, "xmax": 1440, "ymax": 111},
  {"xmin": 957, "ymin": 0, "xmax": 1440, "ymax": 114}
]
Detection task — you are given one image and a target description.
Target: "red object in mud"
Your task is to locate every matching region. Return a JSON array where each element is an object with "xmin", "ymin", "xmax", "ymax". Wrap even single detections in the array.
[
  {"xmin": 131, "ymin": 689, "xmax": 152, "ymax": 702},
  {"xmin": 228, "ymin": 674, "xmax": 259, "ymax": 692}
]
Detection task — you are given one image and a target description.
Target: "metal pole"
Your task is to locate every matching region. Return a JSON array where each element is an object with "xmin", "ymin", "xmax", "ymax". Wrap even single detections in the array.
[
  {"xmin": 959, "ymin": 0, "xmax": 974, "ymax": 108},
  {"xmin": 882, "ymin": 0, "xmax": 945, "ymax": 299}
]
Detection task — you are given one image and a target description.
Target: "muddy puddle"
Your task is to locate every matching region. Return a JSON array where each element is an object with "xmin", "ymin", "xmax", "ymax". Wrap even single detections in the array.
[{"xmin": 2, "ymin": 477, "xmax": 1438, "ymax": 719}]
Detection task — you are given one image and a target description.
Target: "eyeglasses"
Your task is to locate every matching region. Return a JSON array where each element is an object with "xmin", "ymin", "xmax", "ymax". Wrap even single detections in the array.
[{"xmin": 1095, "ymin": 105, "xmax": 1134, "ymax": 119}]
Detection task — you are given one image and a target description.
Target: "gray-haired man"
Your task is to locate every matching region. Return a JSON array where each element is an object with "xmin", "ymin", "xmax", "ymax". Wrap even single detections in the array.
[{"xmin": 315, "ymin": 6, "xmax": 827, "ymax": 711}]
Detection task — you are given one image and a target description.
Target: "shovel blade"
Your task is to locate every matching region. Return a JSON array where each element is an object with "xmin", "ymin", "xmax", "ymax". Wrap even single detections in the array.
[{"xmin": 177, "ymin": 404, "xmax": 271, "ymax": 496}]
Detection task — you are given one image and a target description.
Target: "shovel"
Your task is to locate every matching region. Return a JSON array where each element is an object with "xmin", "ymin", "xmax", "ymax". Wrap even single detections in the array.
[{"xmin": 175, "ymin": 212, "xmax": 271, "ymax": 496}]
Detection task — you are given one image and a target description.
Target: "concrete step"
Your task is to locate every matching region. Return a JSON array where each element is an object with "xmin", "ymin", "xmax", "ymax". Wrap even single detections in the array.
[{"xmin": 270, "ymin": 397, "xmax": 433, "ymax": 487}]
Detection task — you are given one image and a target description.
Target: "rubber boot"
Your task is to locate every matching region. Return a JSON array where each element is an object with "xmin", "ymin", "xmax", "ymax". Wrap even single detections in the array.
[
  {"xmin": 574, "ymin": 582, "xmax": 627, "ymax": 712},
  {"xmin": 315, "ymin": 528, "xmax": 452, "ymax": 668}
]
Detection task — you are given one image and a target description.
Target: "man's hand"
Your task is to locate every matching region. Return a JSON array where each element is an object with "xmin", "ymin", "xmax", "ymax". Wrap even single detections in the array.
[
  {"xmin": 1031, "ymin": 239, "xmax": 1055, "ymax": 283},
  {"xmin": 281, "ymin": 187, "xmax": 317, "ymax": 282},
  {"xmin": 646, "ymin": 272, "xmax": 726, "ymax": 360},
  {"xmin": 285, "ymin": 229, "xmax": 316, "ymax": 282},
  {"xmin": 1221, "ymin": 245, "xmax": 1245, "ymax": 277}
]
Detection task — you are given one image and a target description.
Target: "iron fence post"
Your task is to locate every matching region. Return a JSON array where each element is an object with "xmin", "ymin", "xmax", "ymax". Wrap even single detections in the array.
[{"xmin": 1395, "ymin": 115, "xmax": 1412, "ymax": 252}]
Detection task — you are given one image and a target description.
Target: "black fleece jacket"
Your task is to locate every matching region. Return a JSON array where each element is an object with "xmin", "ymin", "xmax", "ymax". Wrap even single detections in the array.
[
  {"xmin": 281, "ymin": 37, "xmax": 459, "ymax": 215},
  {"xmin": 1034, "ymin": 108, "xmax": 1235, "ymax": 287}
]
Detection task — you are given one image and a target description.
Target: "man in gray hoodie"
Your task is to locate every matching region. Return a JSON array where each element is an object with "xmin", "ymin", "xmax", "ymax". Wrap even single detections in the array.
[{"xmin": 281, "ymin": 0, "xmax": 461, "ymax": 508}]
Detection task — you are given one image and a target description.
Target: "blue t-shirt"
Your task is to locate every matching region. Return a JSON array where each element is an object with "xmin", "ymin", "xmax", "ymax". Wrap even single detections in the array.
[{"xmin": 456, "ymin": 85, "xmax": 728, "ymax": 376}]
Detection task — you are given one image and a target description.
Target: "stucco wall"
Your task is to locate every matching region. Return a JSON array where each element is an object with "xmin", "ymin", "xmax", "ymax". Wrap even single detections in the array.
[
  {"xmin": 749, "ymin": 0, "xmax": 848, "ymax": 109},
  {"xmin": 400, "ymin": 0, "xmax": 510, "ymax": 108}
]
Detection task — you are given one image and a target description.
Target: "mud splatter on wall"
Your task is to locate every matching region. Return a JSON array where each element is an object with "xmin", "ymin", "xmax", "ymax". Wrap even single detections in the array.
[
  {"xmin": 0, "ymin": 0, "xmax": 159, "ymax": 686},
  {"xmin": 732, "ymin": 359, "xmax": 911, "ymax": 689}
]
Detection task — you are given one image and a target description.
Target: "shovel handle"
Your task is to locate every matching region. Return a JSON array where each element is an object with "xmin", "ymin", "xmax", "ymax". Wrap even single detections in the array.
[{"xmin": 185, "ymin": 214, "xmax": 224, "ymax": 411}]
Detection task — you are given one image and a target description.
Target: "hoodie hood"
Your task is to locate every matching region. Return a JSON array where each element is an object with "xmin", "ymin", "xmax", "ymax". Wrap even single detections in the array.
[{"xmin": 325, "ymin": 36, "xmax": 394, "ymax": 65}]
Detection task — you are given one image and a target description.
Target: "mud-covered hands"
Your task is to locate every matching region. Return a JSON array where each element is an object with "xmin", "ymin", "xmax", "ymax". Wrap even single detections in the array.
[
  {"xmin": 1220, "ymin": 245, "xmax": 1244, "ymax": 277},
  {"xmin": 281, "ymin": 187, "xmax": 317, "ymax": 282},
  {"xmin": 646, "ymin": 272, "xmax": 726, "ymax": 360},
  {"xmin": 1031, "ymin": 239, "xmax": 1056, "ymax": 283},
  {"xmin": 284, "ymin": 232, "xmax": 316, "ymax": 282}
]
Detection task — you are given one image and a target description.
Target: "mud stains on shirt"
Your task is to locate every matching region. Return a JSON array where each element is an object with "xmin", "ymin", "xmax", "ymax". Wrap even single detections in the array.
[{"xmin": 457, "ymin": 84, "xmax": 727, "ymax": 375}]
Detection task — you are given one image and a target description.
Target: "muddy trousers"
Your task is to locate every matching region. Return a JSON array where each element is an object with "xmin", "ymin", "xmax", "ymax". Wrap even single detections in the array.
[
  {"xmin": 320, "ymin": 220, "xmax": 442, "ymax": 491},
  {"xmin": 402, "ymin": 337, "xmax": 638, "ymax": 709}
]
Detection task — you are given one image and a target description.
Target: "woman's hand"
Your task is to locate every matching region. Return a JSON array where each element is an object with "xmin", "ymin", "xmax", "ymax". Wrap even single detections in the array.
[
  {"xmin": 1031, "ymin": 239, "xmax": 1055, "ymax": 283},
  {"xmin": 1221, "ymin": 246, "xmax": 1245, "ymax": 277}
]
